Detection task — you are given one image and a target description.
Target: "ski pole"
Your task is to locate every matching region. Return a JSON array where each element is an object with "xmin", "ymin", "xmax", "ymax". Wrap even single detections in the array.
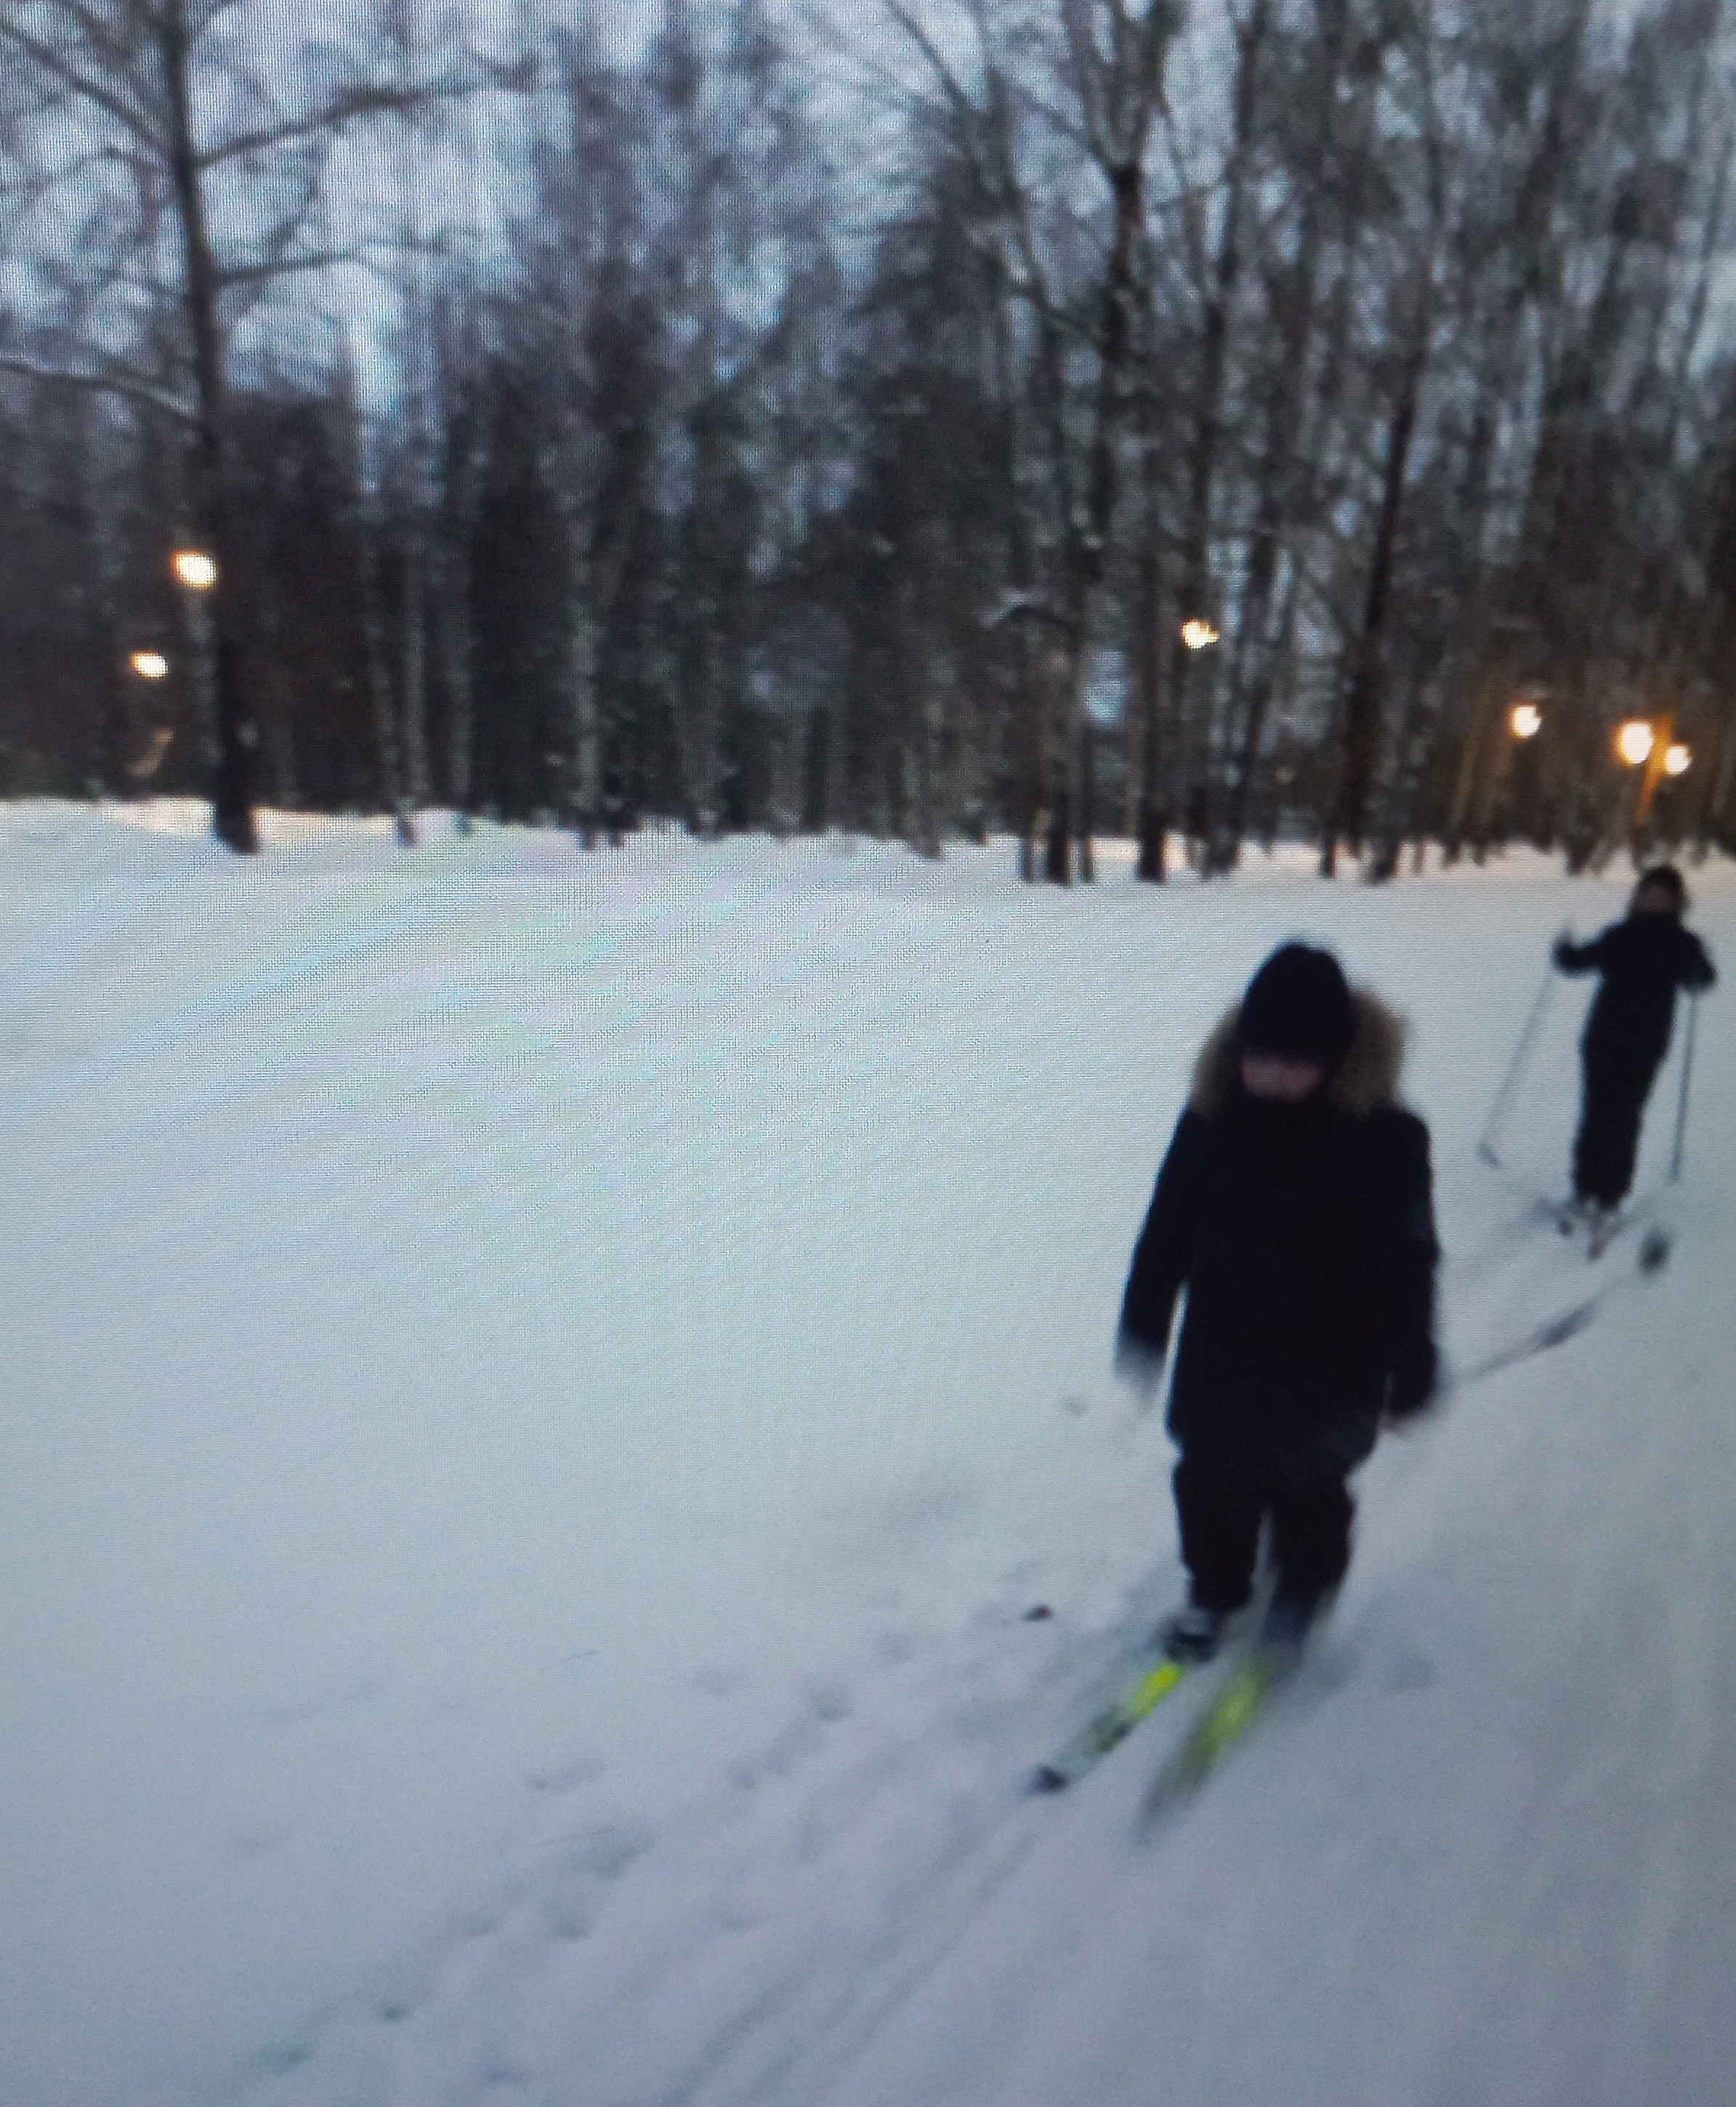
[
  {"xmin": 1670, "ymin": 992, "xmax": 1700, "ymax": 1184},
  {"xmin": 1477, "ymin": 964, "xmax": 1556, "ymax": 1168},
  {"xmin": 1449, "ymin": 1296, "xmax": 1600, "ymax": 1393}
]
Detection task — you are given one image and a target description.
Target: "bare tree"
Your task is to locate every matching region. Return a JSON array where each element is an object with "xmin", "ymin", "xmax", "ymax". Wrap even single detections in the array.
[
  {"xmin": 878, "ymin": 0, "xmax": 1174, "ymax": 881},
  {"xmin": 1147, "ymin": 0, "xmax": 1277, "ymax": 880},
  {"xmin": 0, "ymin": 0, "xmax": 522, "ymax": 849}
]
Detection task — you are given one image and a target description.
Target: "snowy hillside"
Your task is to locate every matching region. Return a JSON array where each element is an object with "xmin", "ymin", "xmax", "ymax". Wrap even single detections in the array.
[{"xmin": 3, "ymin": 802, "xmax": 1732, "ymax": 2107}]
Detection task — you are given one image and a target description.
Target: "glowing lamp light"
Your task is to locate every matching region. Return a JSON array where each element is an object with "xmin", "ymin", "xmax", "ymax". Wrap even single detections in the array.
[
  {"xmin": 1510, "ymin": 702, "xmax": 1543, "ymax": 739},
  {"xmin": 1663, "ymin": 743, "xmax": 1692, "ymax": 777},
  {"xmin": 172, "ymin": 549, "xmax": 217, "ymax": 590},
  {"xmin": 1615, "ymin": 719, "xmax": 1655, "ymax": 767},
  {"xmin": 1179, "ymin": 618, "xmax": 1219, "ymax": 650},
  {"xmin": 129, "ymin": 650, "xmax": 169, "ymax": 681}
]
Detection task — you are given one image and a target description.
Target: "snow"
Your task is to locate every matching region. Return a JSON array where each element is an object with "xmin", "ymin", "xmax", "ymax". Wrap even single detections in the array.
[{"xmin": 1, "ymin": 802, "xmax": 1732, "ymax": 2107}]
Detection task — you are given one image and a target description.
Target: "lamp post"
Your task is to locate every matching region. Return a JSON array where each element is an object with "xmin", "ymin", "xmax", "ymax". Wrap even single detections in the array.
[
  {"xmin": 171, "ymin": 549, "xmax": 217, "ymax": 591},
  {"xmin": 1616, "ymin": 713, "xmax": 1682, "ymax": 846},
  {"xmin": 1490, "ymin": 697, "xmax": 1545, "ymax": 849},
  {"xmin": 171, "ymin": 549, "xmax": 219, "ymax": 768},
  {"xmin": 1652, "ymin": 742, "xmax": 1693, "ymax": 849},
  {"xmin": 1616, "ymin": 716, "xmax": 1655, "ymax": 849},
  {"xmin": 1177, "ymin": 620, "xmax": 1220, "ymax": 863},
  {"xmin": 124, "ymin": 650, "xmax": 174, "ymax": 790}
]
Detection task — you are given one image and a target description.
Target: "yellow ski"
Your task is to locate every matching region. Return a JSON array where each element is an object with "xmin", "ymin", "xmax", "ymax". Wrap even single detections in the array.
[
  {"xmin": 1031, "ymin": 1654, "xmax": 1192, "ymax": 1792},
  {"xmin": 1139, "ymin": 1647, "xmax": 1293, "ymax": 1821}
]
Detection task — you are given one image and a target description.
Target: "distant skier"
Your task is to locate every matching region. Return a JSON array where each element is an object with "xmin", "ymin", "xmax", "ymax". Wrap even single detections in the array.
[
  {"xmin": 1554, "ymin": 863, "xmax": 1715, "ymax": 1237},
  {"xmin": 1115, "ymin": 943, "xmax": 1440, "ymax": 1665}
]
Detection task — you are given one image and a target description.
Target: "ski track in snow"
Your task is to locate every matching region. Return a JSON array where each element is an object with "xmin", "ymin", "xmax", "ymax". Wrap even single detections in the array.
[{"xmin": 2, "ymin": 804, "xmax": 1733, "ymax": 2107}]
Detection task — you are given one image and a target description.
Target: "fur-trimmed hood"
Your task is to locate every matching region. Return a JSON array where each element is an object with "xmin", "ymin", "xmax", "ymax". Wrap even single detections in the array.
[{"xmin": 1188, "ymin": 990, "xmax": 1408, "ymax": 1120}]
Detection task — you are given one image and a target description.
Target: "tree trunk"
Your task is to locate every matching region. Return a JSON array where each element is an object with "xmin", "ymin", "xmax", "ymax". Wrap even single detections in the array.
[
  {"xmin": 1133, "ymin": 409, "xmax": 1170, "ymax": 880},
  {"xmin": 1158, "ymin": 0, "xmax": 1272, "ymax": 871},
  {"xmin": 1214, "ymin": 1, "xmax": 1347, "ymax": 871},
  {"xmin": 158, "ymin": 0, "xmax": 257, "ymax": 852},
  {"xmin": 358, "ymin": 508, "xmax": 410, "ymax": 843},
  {"xmin": 435, "ymin": 535, "xmax": 476, "ymax": 828},
  {"xmin": 1322, "ymin": 302, "xmax": 1429, "ymax": 875},
  {"xmin": 898, "ymin": 568, "xmax": 943, "ymax": 859},
  {"xmin": 1065, "ymin": 139, "xmax": 1155, "ymax": 884},
  {"xmin": 570, "ymin": 595, "xmax": 603, "ymax": 846},
  {"xmin": 400, "ymin": 528, "xmax": 430, "ymax": 830}
]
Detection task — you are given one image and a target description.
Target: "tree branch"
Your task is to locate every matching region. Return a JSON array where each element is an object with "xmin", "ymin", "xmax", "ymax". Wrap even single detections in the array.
[
  {"xmin": 215, "ymin": 244, "xmax": 401, "ymax": 292},
  {"xmin": 0, "ymin": 20, "xmax": 161, "ymax": 149},
  {"xmin": 0, "ymin": 352, "xmax": 195, "ymax": 424},
  {"xmin": 881, "ymin": 0, "xmax": 984, "ymax": 130},
  {"xmin": 191, "ymin": 0, "xmax": 252, "ymax": 44},
  {"xmin": 195, "ymin": 71, "xmax": 502, "ymax": 172}
]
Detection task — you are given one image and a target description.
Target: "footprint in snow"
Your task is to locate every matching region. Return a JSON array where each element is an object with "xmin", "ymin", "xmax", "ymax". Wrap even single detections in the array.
[
  {"xmin": 227, "ymin": 1820, "xmax": 294, "ymax": 1860},
  {"xmin": 730, "ymin": 1680, "xmax": 855, "ymax": 1788},
  {"xmin": 525, "ymin": 1754, "xmax": 605, "ymax": 1795},
  {"xmin": 802, "ymin": 1678, "xmax": 853, "ymax": 1723},
  {"xmin": 362, "ymin": 1950, "xmax": 434, "ymax": 2026},
  {"xmin": 533, "ymin": 1822, "xmax": 653, "ymax": 1882},
  {"xmin": 693, "ymin": 1664, "xmax": 748, "ymax": 1698},
  {"xmin": 1380, "ymin": 1643, "xmax": 1435, "ymax": 1694},
  {"xmin": 248, "ymin": 2040, "xmax": 314, "ymax": 2079},
  {"xmin": 249, "ymin": 1670, "xmax": 389, "ymax": 1730},
  {"xmin": 518, "ymin": 1824, "xmax": 653, "ymax": 1940},
  {"xmin": 571, "ymin": 1823, "xmax": 653, "ymax": 1880}
]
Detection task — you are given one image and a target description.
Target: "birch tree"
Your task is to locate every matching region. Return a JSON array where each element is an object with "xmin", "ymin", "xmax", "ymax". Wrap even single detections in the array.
[{"xmin": 0, "ymin": 0, "xmax": 522, "ymax": 850}]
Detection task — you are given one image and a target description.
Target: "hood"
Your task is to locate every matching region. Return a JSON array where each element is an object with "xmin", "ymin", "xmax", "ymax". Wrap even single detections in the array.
[{"xmin": 1187, "ymin": 989, "xmax": 1408, "ymax": 1121}]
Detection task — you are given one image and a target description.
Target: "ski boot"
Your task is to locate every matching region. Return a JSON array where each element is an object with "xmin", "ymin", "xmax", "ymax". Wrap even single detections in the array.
[
  {"xmin": 1258, "ymin": 1588, "xmax": 1330, "ymax": 1669},
  {"xmin": 1160, "ymin": 1603, "xmax": 1230, "ymax": 1665}
]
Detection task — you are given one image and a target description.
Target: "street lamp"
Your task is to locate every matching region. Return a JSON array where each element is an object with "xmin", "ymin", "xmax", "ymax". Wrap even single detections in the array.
[
  {"xmin": 171, "ymin": 549, "xmax": 217, "ymax": 591},
  {"xmin": 129, "ymin": 650, "xmax": 169, "ymax": 682},
  {"xmin": 1615, "ymin": 719, "xmax": 1655, "ymax": 768},
  {"xmin": 171, "ymin": 549, "xmax": 219, "ymax": 765},
  {"xmin": 1510, "ymin": 701, "xmax": 1543, "ymax": 739},
  {"xmin": 1179, "ymin": 618, "xmax": 1219, "ymax": 650},
  {"xmin": 1663, "ymin": 743, "xmax": 1692, "ymax": 777}
]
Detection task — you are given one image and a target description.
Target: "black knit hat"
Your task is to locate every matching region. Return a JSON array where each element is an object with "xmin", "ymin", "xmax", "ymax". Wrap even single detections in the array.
[
  {"xmin": 1238, "ymin": 942, "xmax": 1355, "ymax": 1068},
  {"xmin": 1635, "ymin": 863, "xmax": 1687, "ymax": 907}
]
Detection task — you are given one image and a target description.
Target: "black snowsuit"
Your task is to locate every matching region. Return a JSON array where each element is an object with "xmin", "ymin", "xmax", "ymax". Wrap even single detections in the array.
[
  {"xmin": 1555, "ymin": 915, "xmax": 1715, "ymax": 1207},
  {"xmin": 1117, "ymin": 995, "xmax": 1439, "ymax": 1617}
]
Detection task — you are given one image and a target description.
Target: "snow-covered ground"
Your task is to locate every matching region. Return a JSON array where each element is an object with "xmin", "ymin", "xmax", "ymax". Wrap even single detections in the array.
[{"xmin": 3, "ymin": 801, "xmax": 1732, "ymax": 2107}]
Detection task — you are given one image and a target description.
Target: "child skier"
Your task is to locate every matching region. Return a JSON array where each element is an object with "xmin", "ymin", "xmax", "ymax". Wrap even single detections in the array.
[
  {"xmin": 1115, "ymin": 943, "xmax": 1440, "ymax": 1665},
  {"xmin": 1554, "ymin": 864, "xmax": 1715, "ymax": 1242}
]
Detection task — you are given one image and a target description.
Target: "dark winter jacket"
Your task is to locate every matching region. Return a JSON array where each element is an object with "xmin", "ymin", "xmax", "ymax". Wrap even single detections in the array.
[
  {"xmin": 1117, "ymin": 994, "xmax": 1438, "ymax": 1463},
  {"xmin": 1555, "ymin": 916, "xmax": 1715, "ymax": 1074}
]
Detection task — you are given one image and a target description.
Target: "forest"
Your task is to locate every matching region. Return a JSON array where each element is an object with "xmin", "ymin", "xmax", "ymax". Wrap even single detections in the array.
[{"xmin": 2, "ymin": 0, "xmax": 1735, "ymax": 879}]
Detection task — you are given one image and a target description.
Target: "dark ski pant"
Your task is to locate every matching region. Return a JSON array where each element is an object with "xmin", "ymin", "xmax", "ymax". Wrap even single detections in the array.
[
  {"xmin": 1573, "ymin": 1051, "xmax": 1660, "ymax": 1208},
  {"xmin": 1173, "ymin": 1436, "xmax": 1355, "ymax": 1617}
]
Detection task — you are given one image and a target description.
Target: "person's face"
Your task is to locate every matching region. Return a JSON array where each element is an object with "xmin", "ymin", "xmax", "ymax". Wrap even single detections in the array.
[
  {"xmin": 1240, "ymin": 1053, "xmax": 1325, "ymax": 1102},
  {"xmin": 1633, "ymin": 884, "xmax": 1679, "ymax": 917}
]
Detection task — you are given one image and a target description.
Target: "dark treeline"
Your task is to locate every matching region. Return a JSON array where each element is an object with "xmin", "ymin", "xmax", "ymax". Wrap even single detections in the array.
[{"xmin": 4, "ymin": 0, "xmax": 1736, "ymax": 876}]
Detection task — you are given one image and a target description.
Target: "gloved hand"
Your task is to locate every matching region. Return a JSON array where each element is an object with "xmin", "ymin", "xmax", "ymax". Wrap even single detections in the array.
[
  {"xmin": 1383, "ymin": 1343, "xmax": 1439, "ymax": 1425},
  {"xmin": 1114, "ymin": 1332, "xmax": 1166, "ymax": 1409},
  {"xmin": 1552, "ymin": 929, "xmax": 1575, "ymax": 970}
]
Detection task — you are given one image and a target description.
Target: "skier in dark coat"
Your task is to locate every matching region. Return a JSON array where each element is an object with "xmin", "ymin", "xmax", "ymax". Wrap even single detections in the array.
[
  {"xmin": 1554, "ymin": 864, "xmax": 1714, "ymax": 1229},
  {"xmin": 1116, "ymin": 943, "xmax": 1440, "ymax": 1662}
]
